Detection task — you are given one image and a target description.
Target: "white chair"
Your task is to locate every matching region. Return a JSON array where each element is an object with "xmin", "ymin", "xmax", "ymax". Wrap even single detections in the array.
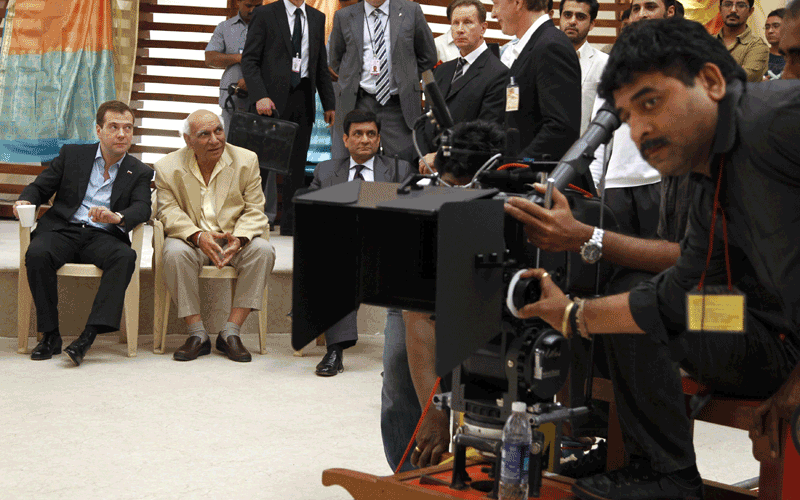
[
  {"xmin": 17, "ymin": 217, "xmax": 145, "ymax": 356},
  {"xmin": 151, "ymin": 218, "xmax": 268, "ymax": 355}
]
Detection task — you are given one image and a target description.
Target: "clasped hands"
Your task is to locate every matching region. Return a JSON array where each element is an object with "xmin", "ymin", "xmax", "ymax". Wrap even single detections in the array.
[{"xmin": 196, "ymin": 231, "xmax": 242, "ymax": 269}]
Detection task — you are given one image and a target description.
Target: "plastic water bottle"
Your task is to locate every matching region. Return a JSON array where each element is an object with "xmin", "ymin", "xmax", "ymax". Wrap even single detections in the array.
[{"xmin": 499, "ymin": 401, "xmax": 532, "ymax": 500}]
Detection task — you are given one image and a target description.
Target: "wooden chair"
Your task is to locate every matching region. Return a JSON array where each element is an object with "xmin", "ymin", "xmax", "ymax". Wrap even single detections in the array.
[
  {"xmin": 17, "ymin": 214, "xmax": 145, "ymax": 357},
  {"xmin": 593, "ymin": 376, "xmax": 800, "ymax": 499},
  {"xmin": 151, "ymin": 218, "xmax": 268, "ymax": 355}
]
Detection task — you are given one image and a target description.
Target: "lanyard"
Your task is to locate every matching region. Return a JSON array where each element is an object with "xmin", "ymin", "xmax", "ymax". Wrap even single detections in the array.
[
  {"xmin": 698, "ymin": 155, "xmax": 734, "ymax": 292},
  {"xmin": 365, "ymin": 8, "xmax": 385, "ymax": 58}
]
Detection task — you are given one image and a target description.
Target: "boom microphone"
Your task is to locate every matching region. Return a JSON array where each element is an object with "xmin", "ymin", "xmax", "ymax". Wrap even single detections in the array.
[
  {"xmin": 421, "ymin": 69, "xmax": 455, "ymax": 130},
  {"xmin": 529, "ymin": 100, "xmax": 621, "ymax": 202}
]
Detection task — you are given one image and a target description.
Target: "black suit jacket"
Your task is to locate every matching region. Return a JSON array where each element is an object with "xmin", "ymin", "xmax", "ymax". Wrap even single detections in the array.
[
  {"xmin": 241, "ymin": 1, "xmax": 335, "ymax": 125},
  {"xmin": 19, "ymin": 143, "xmax": 153, "ymax": 244},
  {"xmin": 421, "ymin": 48, "xmax": 508, "ymax": 153},
  {"xmin": 508, "ymin": 19, "xmax": 581, "ymax": 160}
]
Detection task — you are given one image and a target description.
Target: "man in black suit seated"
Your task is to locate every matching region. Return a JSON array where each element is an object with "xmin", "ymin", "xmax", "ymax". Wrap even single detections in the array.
[
  {"xmin": 418, "ymin": 0, "xmax": 509, "ymax": 172},
  {"xmin": 13, "ymin": 100, "xmax": 153, "ymax": 366},
  {"xmin": 309, "ymin": 109, "xmax": 413, "ymax": 376},
  {"xmin": 491, "ymin": 0, "xmax": 581, "ymax": 160}
]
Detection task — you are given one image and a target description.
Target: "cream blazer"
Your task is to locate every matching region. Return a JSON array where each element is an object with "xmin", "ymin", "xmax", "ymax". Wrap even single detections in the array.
[{"xmin": 155, "ymin": 144, "xmax": 268, "ymax": 243}]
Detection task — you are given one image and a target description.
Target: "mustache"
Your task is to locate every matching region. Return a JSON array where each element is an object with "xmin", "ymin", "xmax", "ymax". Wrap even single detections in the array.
[{"xmin": 639, "ymin": 138, "xmax": 670, "ymax": 159}]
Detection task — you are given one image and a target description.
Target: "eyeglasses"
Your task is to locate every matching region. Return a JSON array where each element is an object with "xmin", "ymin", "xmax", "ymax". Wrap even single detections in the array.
[{"xmin": 721, "ymin": 2, "xmax": 750, "ymax": 10}]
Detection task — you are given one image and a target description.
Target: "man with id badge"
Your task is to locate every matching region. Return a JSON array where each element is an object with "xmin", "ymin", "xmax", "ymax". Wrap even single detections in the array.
[
  {"xmin": 506, "ymin": 18, "xmax": 800, "ymax": 500},
  {"xmin": 241, "ymin": 0, "xmax": 335, "ymax": 236},
  {"xmin": 328, "ymin": 0, "xmax": 437, "ymax": 163}
]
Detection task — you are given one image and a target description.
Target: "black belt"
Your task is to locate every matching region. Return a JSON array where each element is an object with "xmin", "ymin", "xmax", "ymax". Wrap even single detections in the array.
[{"xmin": 357, "ymin": 87, "xmax": 399, "ymax": 102}]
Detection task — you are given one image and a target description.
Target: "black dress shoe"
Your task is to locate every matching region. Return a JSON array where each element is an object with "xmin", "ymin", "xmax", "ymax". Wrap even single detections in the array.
[
  {"xmin": 31, "ymin": 332, "xmax": 62, "ymax": 360},
  {"xmin": 173, "ymin": 336, "xmax": 211, "ymax": 361},
  {"xmin": 572, "ymin": 462, "xmax": 704, "ymax": 500},
  {"xmin": 315, "ymin": 348, "xmax": 344, "ymax": 377},
  {"xmin": 64, "ymin": 334, "xmax": 94, "ymax": 367},
  {"xmin": 216, "ymin": 334, "xmax": 252, "ymax": 362}
]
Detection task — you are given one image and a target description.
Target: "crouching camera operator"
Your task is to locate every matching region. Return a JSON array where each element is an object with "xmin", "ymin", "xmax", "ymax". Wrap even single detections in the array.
[
  {"xmin": 402, "ymin": 120, "xmax": 506, "ymax": 469},
  {"xmin": 506, "ymin": 18, "xmax": 800, "ymax": 500}
]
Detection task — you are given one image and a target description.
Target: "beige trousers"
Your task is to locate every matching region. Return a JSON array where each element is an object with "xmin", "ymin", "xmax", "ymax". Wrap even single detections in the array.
[{"xmin": 162, "ymin": 237, "xmax": 276, "ymax": 318}]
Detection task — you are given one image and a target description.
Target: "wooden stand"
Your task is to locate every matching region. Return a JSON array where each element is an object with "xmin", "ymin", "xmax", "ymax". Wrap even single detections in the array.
[{"xmin": 322, "ymin": 460, "xmax": 577, "ymax": 500}]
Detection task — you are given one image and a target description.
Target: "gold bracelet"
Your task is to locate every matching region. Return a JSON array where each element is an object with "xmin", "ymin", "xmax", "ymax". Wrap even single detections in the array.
[
  {"xmin": 561, "ymin": 301, "xmax": 575, "ymax": 338},
  {"xmin": 574, "ymin": 298, "xmax": 590, "ymax": 339}
]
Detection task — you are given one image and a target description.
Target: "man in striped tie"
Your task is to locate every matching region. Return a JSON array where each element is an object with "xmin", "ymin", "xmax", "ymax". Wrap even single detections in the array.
[{"xmin": 328, "ymin": 0, "xmax": 437, "ymax": 163}]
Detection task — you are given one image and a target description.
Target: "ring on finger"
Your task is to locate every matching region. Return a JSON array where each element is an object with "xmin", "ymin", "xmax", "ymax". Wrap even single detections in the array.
[{"xmin": 415, "ymin": 446, "xmax": 422, "ymax": 453}]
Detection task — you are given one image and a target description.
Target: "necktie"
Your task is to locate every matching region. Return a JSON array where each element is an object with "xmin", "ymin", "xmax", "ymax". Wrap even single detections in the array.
[
  {"xmin": 452, "ymin": 57, "xmax": 466, "ymax": 83},
  {"xmin": 291, "ymin": 10, "xmax": 303, "ymax": 88},
  {"xmin": 354, "ymin": 164, "xmax": 366, "ymax": 180},
  {"xmin": 372, "ymin": 10, "xmax": 390, "ymax": 105}
]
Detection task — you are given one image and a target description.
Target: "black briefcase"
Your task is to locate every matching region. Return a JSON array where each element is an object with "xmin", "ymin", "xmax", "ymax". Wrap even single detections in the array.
[{"xmin": 227, "ymin": 110, "xmax": 299, "ymax": 175}]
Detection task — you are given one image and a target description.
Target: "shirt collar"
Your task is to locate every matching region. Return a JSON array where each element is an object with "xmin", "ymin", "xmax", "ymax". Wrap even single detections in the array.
[
  {"xmin": 577, "ymin": 40, "xmax": 592, "ymax": 59},
  {"xmin": 365, "ymin": 0, "xmax": 390, "ymax": 18},
  {"xmin": 717, "ymin": 25, "xmax": 755, "ymax": 45},
  {"xmin": 231, "ymin": 13, "xmax": 245, "ymax": 26},
  {"xmin": 515, "ymin": 12, "xmax": 549, "ymax": 56},
  {"xmin": 95, "ymin": 144, "xmax": 126, "ymax": 169},
  {"xmin": 461, "ymin": 41, "xmax": 487, "ymax": 63},
  {"xmin": 283, "ymin": 0, "xmax": 306, "ymax": 18},
  {"xmin": 350, "ymin": 156, "xmax": 375, "ymax": 171}
]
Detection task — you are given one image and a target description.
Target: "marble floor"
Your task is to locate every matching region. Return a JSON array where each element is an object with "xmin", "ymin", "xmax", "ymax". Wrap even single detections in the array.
[{"xmin": 0, "ymin": 332, "xmax": 761, "ymax": 499}]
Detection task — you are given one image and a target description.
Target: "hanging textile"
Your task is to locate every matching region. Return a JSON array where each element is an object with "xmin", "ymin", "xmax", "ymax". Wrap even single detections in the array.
[{"xmin": 0, "ymin": 0, "xmax": 117, "ymax": 163}]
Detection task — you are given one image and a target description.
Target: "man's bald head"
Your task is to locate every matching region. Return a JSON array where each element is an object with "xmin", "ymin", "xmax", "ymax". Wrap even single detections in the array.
[{"xmin": 182, "ymin": 110, "xmax": 226, "ymax": 169}]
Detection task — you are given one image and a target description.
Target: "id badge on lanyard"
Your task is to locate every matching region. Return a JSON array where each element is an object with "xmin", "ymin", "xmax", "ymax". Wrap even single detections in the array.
[
  {"xmin": 686, "ymin": 155, "xmax": 746, "ymax": 334},
  {"xmin": 292, "ymin": 54, "xmax": 301, "ymax": 73}
]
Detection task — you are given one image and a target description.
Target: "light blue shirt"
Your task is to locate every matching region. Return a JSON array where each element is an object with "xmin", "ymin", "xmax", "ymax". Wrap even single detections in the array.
[
  {"xmin": 359, "ymin": 0, "xmax": 397, "ymax": 95},
  {"xmin": 70, "ymin": 145, "xmax": 124, "ymax": 231},
  {"xmin": 206, "ymin": 14, "xmax": 248, "ymax": 91}
]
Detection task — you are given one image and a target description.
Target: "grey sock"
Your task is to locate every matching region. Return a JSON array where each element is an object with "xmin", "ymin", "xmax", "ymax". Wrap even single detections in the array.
[
  {"xmin": 220, "ymin": 322, "xmax": 241, "ymax": 341},
  {"xmin": 187, "ymin": 322, "xmax": 209, "ymax": 342}
]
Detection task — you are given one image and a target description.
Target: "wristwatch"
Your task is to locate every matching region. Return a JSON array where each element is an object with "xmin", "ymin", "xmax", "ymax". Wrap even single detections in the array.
[
  {"xmin": 580, "ymin": 227, "xmax": 604, "ymax": 264},
  {"xmin": 114, "ymin": 212, "xmax": 125, "ymax": 225}
]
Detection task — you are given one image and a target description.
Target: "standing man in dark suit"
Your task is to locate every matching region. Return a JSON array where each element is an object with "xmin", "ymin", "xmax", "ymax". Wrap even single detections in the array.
[
  {"xmin": 418, "ymin": 0, "xmax": 509, "ymax": 170},
  {"xmin": 491, "ymin": 0, "xmax": 581, "ymax": 161},
  {"xmin": 13, "ymin": 100, "xmax": 153, "ymax": 366},
  {"xmin": 308, "ymin": 109, "xmax": 412, "ymax": 377},
  {"xmin": 241, "ymin": 0, "xmax": 335, "ymax": 236},
  {"xmin": 328, "ymin": 0, "xmax": 437, "ymax": 162}
]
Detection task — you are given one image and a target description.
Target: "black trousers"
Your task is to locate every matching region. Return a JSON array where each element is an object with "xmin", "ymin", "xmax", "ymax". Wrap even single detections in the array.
[
  {"xmin": 280, "ymin": 78, "xmax": 314, "ymax": 235},
  {"xmin": 25, "ymin": 225, "xmax": 137, "ymax": 334},
  {"xmin": 604, "ymin": 312, "xmax": 796, "ymax": 473},
  {"xmin": 603, "ymin": 183, "xmax": 661, "ymax": 239}
]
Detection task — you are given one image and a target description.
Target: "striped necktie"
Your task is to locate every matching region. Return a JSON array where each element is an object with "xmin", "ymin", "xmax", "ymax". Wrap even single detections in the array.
[
  {"xmin": 452, "ymin": 57, "xmax": 466, "ymax": 83},
  {"xmin": 372, "ymin": 10, "xmax": 390, "ymax": 105},
  {"xmin": 354, "ymin": 164, "xmax": 366, "ymax": 180}
]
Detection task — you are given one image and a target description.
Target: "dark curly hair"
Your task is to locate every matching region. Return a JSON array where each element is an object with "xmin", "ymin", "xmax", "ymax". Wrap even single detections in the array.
[
  {"xmin": 598, "ymin": 18, "xmax": 746, "ymax": 104},
  {"xmin": 435, "ymin": 120, "xmax": 505, "ymax": 182}
]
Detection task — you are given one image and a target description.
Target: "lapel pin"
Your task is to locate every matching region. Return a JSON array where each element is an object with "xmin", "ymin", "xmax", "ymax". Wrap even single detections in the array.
[{"xmin": 127, "ymin": 170, "xmax": 132, "ymax": 174}]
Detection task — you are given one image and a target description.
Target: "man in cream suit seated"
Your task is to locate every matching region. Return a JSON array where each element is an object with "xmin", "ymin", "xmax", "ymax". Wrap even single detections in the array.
[
  {"xmin": 155, "ymin": 110, "xmax": 276, "ymax": 362},
  {"xmin": 558, "ymin": 0, "xmax": 609, "ymax": 134}
]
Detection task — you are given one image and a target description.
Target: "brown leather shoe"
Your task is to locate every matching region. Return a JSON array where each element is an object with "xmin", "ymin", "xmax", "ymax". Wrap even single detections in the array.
[
  {"xmin": 173, "ymin": 335, "xmax": 211, "ymax": 361},
  {"xmin": 216, "ymin": 334, "xmax": 252, "ymax": 362}
]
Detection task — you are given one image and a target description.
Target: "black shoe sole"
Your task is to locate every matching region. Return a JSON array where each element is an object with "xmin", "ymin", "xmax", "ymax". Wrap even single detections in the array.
[{"xmin": 64, "ymin": 348, "xmax": 82, "ymax": 367}]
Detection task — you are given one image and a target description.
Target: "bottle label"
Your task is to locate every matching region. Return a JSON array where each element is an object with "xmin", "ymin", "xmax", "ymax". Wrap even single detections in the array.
[{"xmin": 501, "ymin": 442, "xmax": 530, "ymax": 483}]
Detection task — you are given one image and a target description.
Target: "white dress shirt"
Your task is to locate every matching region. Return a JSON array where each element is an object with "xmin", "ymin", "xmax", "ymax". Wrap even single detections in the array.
[
  {"xmin": 501, "ymin": 12, "xmax": 549, "ymax": 68},
  {"xmin": 435, "ymin": 29, "xmax": 460, "ymax": 63},
  {"xmin": 349, "ymin": 156, "xmax": 375, "ymax": 182},
  {"xmin": 359, "ymin": 0, "xmax": 397, "ymax": 95},
  {"xmin": 588, "ymin": 97, "xmax": 660, "ymax": 191},
  {"xmin": 283, "ymin": 0, "xmax": 309, "ymax": 79},
  {"xmin": 457, "ymin": 41, "xmax": 487, "ymax": 75}
]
